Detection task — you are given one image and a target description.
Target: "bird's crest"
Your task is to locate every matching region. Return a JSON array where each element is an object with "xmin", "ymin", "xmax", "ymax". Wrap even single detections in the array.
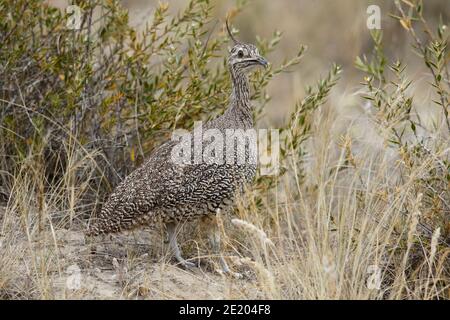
[{"xmin": 226, "ymin": 18, "xmax": 240, "ymax": 45}]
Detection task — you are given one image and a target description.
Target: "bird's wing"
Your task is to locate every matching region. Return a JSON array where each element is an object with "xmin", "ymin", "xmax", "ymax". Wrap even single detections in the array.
[
  {"xmin": 88, "ymin": 141, "xmax": 184, "ymax": 234},
  {"xmin": 87, "ymin": 131, "xmax": 253, "ymax": 235}
]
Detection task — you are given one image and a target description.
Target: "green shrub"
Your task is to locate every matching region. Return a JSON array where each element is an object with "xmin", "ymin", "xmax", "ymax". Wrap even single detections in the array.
[
  {"xmin": 0, "ymin": 0, "xmax": 303, "ymax": 209},
  {"xmin": 0, "ymin": 0, "xmax": 448, "ymax": 299}
]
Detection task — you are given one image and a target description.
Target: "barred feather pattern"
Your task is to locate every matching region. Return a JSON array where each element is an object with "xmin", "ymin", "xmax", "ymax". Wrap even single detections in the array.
[{"xmin": 87, "ymin": 43, "xmax": 263, "ymax": 236}]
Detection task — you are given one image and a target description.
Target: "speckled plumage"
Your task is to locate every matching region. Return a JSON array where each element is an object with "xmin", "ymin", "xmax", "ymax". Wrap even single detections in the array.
[{"xmin": 87, "ymin": 28, "xmax": 268, "ymax": 243}]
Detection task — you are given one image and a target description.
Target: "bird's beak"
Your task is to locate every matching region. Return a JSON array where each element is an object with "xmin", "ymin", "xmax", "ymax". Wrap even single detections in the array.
[{"xmin": 256, "ymin": 56, "xmax": 269, "ymax": 68}]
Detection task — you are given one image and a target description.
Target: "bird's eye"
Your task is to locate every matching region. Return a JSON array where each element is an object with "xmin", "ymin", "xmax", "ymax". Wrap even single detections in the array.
[{"xmin": 237, "ymin": 50, "xmax": 244, "ymax": 58}]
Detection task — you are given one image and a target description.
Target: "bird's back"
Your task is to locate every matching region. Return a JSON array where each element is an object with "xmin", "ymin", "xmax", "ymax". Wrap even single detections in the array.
[
  {"xmin": 87, "ymin": 111, "xmax": 256, "ymax": 236},
  {"xmin": 87, "ymin": 35, "xmax": 269, "ymax": 236}
]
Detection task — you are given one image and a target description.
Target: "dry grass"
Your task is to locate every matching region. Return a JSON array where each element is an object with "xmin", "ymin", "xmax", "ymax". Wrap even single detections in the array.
[
  {"xmin": 0, "ymin": 0, "xmax": 449, "ymax": 300},
  {"xmin": 1, "ymin": 100, "xmax": 448, "ymax": 299}
]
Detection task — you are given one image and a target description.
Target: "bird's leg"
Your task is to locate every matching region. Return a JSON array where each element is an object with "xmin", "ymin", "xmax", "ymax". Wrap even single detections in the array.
[
  {"xmin": 202, "ymin": 212, "xmax": 242, "ymax": 278},
  {"xmin": 166, "ymin": 222, "xmax": 196, "ymax": 269},
  {"xmin": 209, "ymin": 221, "xmax": 230, "ymax": 273},
  {"xmin": 163, "ymin": 228, "xmax": 170, "ymax": 244}
]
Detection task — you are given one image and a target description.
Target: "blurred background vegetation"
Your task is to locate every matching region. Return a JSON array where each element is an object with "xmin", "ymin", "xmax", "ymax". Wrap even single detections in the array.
[
  {"xmin": 84, "ymin": 0, "xmax": 449, "ymax": 124},
  {"xmin": 0, "ymin": 0, "xmax": 448, "ymax": 299}
]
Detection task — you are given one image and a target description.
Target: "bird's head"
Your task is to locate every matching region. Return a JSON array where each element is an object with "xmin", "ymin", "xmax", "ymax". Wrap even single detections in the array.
[{"xmin": 226, "ymin": 19, "xmax": 268, "ymax": 73}]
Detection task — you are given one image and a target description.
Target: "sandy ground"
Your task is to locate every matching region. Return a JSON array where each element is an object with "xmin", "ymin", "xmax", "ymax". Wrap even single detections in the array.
[
  {"xmin": 54, "ymin": 229, "xmax": 258, "ymax": 299},
  {"xmin": 0, "ymin": 205, "xmax": 259, "ymax": 299}
]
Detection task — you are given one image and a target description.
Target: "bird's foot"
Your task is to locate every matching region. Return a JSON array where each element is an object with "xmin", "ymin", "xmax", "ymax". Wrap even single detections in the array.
[
  {"xmin": 215, "ymin": 255, "xmax": 242, "ymax": 278},
  {"xmin": 176, "ymin": 259, "xmax": 197, "ymax": 270},
  {"xmin": 216, "ymin": 268, "xmax": 243, "ymax": 279}
]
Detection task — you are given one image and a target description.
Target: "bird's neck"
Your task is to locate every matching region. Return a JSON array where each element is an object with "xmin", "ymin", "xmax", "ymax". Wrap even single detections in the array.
[{"xmin": 228, "ymin": 68, "xmax": 253, "ymax": 126}]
